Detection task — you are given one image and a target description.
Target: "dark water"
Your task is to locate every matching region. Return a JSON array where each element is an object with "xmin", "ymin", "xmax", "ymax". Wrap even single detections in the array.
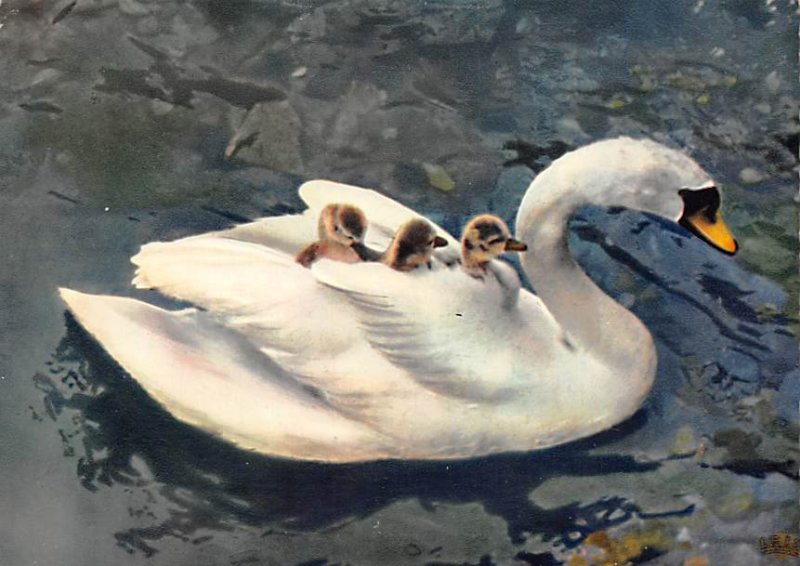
[{"xmin": 0, "ymin": 1, "xmax": 797, "ymax": 564}]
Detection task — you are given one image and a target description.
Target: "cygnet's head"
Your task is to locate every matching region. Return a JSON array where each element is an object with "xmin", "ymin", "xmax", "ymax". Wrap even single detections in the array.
[
  {"xmin": 461, "ymin": 214, "xmax": 527, "ymax": 271},
  {"xmin": 318, "ymin": 204, "xmax": 367, "ymax": 246},
  {"xmin": 385, "ymin": 219, "xmax": 448, "ymax": 272}
]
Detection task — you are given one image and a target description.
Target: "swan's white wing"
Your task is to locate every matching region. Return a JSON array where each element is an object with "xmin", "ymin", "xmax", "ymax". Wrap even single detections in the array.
[
  {"xmin": 311, "ymin": 260, "xmax": 557, "ymax": 402},
  {"xmin": 131, "ymin": 236, "xmax": 359, "ymax": 361},
  {"xmin": 299, "ymin": 180, "xmax": 461, "ymax": 264},
  {"xmin": 59, "ymin": 288, "xmax": 391, "ymax": 462},
  {"xmin": 130, "ymin": 235, "xmax": 464, "ymax": 428}
]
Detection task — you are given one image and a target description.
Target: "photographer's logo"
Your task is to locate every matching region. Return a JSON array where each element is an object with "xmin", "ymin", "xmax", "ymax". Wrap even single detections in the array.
[{"xmin": 758, "ymin": 533, "xmax": 799, "ymax": 557}]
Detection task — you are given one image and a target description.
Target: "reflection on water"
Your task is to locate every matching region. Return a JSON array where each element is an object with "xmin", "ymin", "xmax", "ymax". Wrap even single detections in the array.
[
  {"xmin": 33, "ymin": 241, "xmax": 797, "ymax": 562},
  {"xmin": 2, "ymin": 0, "xmax": 798, "ymax": 563},
  {"xmin": 38, "ymin": 315, "xmax": 678, "ymax": 560}
]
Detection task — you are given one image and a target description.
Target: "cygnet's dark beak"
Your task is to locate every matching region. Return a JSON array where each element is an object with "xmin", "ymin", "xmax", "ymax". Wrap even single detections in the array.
[
  {"xmin": 504, "ymin": 238, "xmax": 528, "ymax": 252},
  {"xmin": 433, "ymin": 236, "xmax": 449, "ymax": 248}
]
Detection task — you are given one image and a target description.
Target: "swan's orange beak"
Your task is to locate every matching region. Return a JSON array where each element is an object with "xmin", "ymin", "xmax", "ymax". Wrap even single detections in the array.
[{"xmin": 679, "ymin": 210, "xmax": 738, "ymax": 255}]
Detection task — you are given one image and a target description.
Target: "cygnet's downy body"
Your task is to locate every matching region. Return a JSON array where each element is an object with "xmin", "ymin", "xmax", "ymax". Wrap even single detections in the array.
[
  {"xmin": 459, "ymin": 214, "xmax": 528, "ymax": 309},
  {"xmin": 382, "ymin": 219, "xmax": 448, "ymax": 272},
  {"xmin": 295, "ymin": 204, "xmax": 369, "ymax": 267}
]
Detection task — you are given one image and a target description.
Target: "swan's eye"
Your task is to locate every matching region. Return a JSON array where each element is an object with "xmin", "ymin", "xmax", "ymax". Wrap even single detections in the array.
[
  {"xmin": 678, "ymin": 186, "xmax": 737, "ymax": 254},
  {"xmin": 487, "ymin": 237, "xmax": 503, "ymax": 246},
  {"xmin": 679, "ymin": 186, "xmax": 720, "ymax": 222}
]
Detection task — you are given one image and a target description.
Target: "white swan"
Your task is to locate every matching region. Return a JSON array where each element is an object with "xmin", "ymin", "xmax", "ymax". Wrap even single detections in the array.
[{"xmin": 59, "ymin": 137, "xmax": 737, "ymax": 463}]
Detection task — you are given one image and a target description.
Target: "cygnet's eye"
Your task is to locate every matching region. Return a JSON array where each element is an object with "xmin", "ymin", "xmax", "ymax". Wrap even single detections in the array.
[
  {"xmin": 487, "ymin": 237, "xmax": 504, "ymax": 246},
  {"xmin": 334, "ymin": 226, "xmax": 341, "ymax": 232}
]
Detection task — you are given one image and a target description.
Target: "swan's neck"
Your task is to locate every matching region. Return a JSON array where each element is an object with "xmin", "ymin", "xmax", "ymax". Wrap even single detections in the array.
[{"xmin": 518, "ymin": 194, "xmax": 655, "ymax": 374}]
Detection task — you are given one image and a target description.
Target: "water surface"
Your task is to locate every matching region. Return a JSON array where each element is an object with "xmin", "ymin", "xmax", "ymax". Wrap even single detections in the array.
[{"xmin": 0, "ymin": 1, "xmax": 797, "ymax": 564}]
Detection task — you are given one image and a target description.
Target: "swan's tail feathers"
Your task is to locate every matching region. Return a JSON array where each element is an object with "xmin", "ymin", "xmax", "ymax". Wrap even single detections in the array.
[
  {"xmin": 131, "ymin": 231, "xmax": 310, "ymax": 292},
  {"xmin": 133, "ymin": 212, "xmax": 317, "ymax": 263},
  {"xmin": 212, "ymin": 212, "xmax": 317, "ymax": 255},
  {"xmin": 130, "ymin": 236, "xmax": 301, "ymax": 304},
  {"xmin": 57, "ymin": 288, "xmax": 390, "ymax": 462}
]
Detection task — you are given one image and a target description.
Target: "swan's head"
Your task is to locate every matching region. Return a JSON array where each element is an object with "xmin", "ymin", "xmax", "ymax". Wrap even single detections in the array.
[
  {"xmin": 676, "ymin": 186, "xmax": 737, "ymax": 255},
  {"xmin": 461, "ymin": 214, "xmax": 528, "ymax": 273},
  {"xmin": 385, "ymin": 219, "xmax": 448, "ymax": 272},
  {"xmin": 517, "ymin": 137, "xmax": 738, "ymax": 255},
  {"xmin": 317, "ymin": 204, "xmax": 367, "ymax": 246}
]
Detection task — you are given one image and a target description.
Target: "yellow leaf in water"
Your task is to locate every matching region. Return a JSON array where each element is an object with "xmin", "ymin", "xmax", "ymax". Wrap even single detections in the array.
[
  {"xmin": 580, "ymin": 528, "xmax": 671, "ymax": 565},
  {"xmin": 585, "ymin": 531, "xmax": 614, "ymax": 552},
  {"xmin": 608, "ymin": 97, "xmax": 627, "ymax": 110},
  {"xmin": 672, "ymin": 425, "xmax": 699, "ymax": 456},
  {"xmin": 567, "ymin": 555, "xmax": 590, "ymax": 566},
  {"xmin": 422, "ymin": 163, "xmax": 455, "ymax": 192},
  {"xmin": 696, "ymin": 93, "xmax": 710, "ymax": 105},
  {"xmin": 717, "ymin": 492, "xmax": 753, "ymax": 517}
]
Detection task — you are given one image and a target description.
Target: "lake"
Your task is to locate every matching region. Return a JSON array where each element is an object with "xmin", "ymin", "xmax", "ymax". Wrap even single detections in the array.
[{"xmin": 0, "ymin": 1, "xmax": 797, "ymax": 564}]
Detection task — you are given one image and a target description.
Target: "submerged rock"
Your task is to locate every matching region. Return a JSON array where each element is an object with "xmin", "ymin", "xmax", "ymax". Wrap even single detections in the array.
[
  {"xmin": 285, "ymin": 0, "xmax": 505, "ymax": 46},
  {"xmin": 226, "ymin": 100, "xmax": 304, "ymax": 174}
]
